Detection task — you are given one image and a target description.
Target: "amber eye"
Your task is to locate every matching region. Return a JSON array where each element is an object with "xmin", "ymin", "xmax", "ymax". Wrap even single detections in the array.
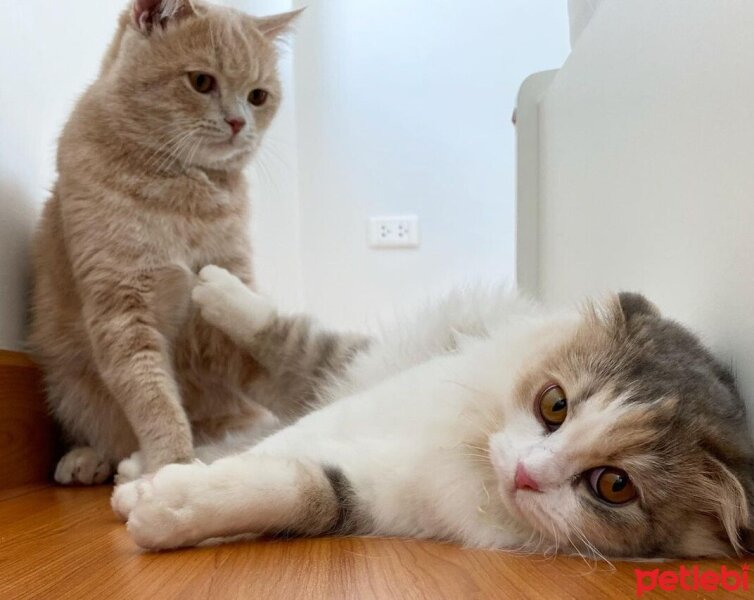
[
  {"xmin": 188, "ymin": 72, "xmax": 216, "ymax": 94},
  {"xmin": 588, "ymin": 467, "xmax": 637, "ymax": 505},
  {"xmin": 249, "ymin": 89, "xmax": 269, "ymax": 106},
  {"xmin": 538, "ymin": 384, "xmax": 568, "ymax": 431}
]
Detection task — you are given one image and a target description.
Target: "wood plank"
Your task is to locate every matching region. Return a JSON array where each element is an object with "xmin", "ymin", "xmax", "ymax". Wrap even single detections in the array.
[
  {"xmin": 0, "ymin": 487, "xmax": 750, "ymax": 600},
  {"xmin": 0, "ymin": 350, "xmax": 36, "ymax": 368},
  {"xmin": 0, "ymin": 352, "xmax": 56, "ymax": 489}
]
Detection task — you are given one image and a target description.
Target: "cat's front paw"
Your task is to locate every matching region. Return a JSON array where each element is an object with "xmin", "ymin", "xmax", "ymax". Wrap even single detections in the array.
[
  {"xmin": 192, "ymin": 265, "xmax": 275, "ymax": 335},
  {"xmin": 55, "ymin": 447, "xmax": 111, "ymax": 485},
  {"xmin": 115, "ymin": 463, "xmax": 209, "ymax": 550},
  {"xmin": 111, "ymin": 478, "xmax": 146, "ymax": 522},
  {"xmin": 115, "ymin": 451, "xmax": 146, "ymax": 485}
]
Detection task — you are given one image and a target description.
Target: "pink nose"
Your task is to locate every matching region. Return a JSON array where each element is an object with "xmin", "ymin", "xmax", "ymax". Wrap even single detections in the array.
[
  {"xmin": 225, "ymin": 117, "xmax": 246, "ymax": 135},
  {"xmin": 514, "ymin": 463, "xmax": 540, "ymax": 492}
]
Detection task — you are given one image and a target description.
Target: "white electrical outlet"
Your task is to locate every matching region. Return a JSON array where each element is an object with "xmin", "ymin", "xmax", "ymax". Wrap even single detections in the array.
[{"xmin": 368, "ymin": 216, "xmax": 420, "ymax": 249}]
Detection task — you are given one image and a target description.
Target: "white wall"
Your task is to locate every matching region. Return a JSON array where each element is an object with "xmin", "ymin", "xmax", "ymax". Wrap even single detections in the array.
[
  {"xmin": 535, "ymin": 0, "xmax": 754, "ymax": 426},
  {"xmin": 0, "ymin": 1, "xmax": 125, "ymax": 351},
  {"xmin": 293, "ymin": 1, "xmax": 570, "ymax": 330},
  {"xmin": 0, "ymin": 0, "xmax": 301, "ymax": 351}
]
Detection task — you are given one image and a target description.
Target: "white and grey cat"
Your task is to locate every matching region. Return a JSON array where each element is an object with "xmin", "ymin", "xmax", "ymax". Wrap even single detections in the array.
[{"xmin": 113, "ymin": 266, "xmax": 754, "ymax": 559}]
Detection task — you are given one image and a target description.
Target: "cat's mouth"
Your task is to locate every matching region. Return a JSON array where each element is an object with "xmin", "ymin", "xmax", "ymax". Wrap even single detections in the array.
[
  {"xmin": 198, "ymin": 136, "xmax": 255, "ymax": 165},
  {"xmin": 207, "ymin": 137, "xmax": 243, "ymax": 148},
  {"xmin": 489, "ymin": 451, "xmax": 527, "ymax": 514}
]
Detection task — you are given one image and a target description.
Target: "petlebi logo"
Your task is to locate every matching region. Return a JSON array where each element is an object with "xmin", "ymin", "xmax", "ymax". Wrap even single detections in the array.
[{"xmin": 635, "ymin": 565, "xmax": 749, "ymax": 597}]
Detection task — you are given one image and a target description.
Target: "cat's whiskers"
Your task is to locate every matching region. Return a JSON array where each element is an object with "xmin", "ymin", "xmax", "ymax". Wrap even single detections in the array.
[
  {"xmin": 250, "ymin": 144, "xmax": 283, "ymax": 197},
  {"xmin": 167, "ymin": 130, "xmax": 202, "ymax": 171},
  {"xmin": 445, "ymin": 379, "xmax": 496, "ymax": 399},
  {"xmin": 182, "ymin": 136, "xmax": 204, "ymax": 170},
  {"xmin": 455, "ymin": 404, "xmax": 501, "ymax": 441},
  {"xmin": 154, "ymin": 129, "xmax": 199, "ymax": 173},
  {"xmin": 569, "ymin": 523, "xmax": 615, "ymax": 572},
  {"xmin": 135, "ymin": 119, "xmax": 199, "ymax": 170},
  {"xmin": 545, "ymin": 519, "xmax": 561, "ymax": 558},
  {"xmin": 511, "ymin": 530, "xmax": 541, "ymax": 557},
  {"xmin": 561, "ymin": 526, "xmax": 594, "ymax": 572},
  {"xmin": 257, "ymin": 137, "xmax": 292, "ymax": 177},
  {"xmin": 533, "ymin": 507, "xmax": 552, "ymax": 553},
  {"xmin": 142, "ymin": 126, "xmax": 198, "ymax": 173},
  {"xmin": 171, "ymin": 135, "xmax": 196, "ymax": 172},
  {"xmin": 132, "ymin": 130, "xmax": 188, "ymax": 173},
  {"xmin": 459, "ymin": 453, "xmax": 493, "ymax": 466},
  {"xmin": 462, "ymin": 442, "xmax": 490, "ymax": 453},
  {"xmin": 448, "ymin": 383, "xmax": 503, "ymax": 432},
  {"xmin": 259, "ymin": 148, "xmax": 287, "ymax": 195},
  {"xmin": 526, "ymin": 503, "xmax": 594, "ymax": 566}
]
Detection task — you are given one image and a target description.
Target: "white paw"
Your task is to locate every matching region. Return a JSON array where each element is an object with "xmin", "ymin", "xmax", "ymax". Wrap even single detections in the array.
[
  {"xmin": 115, "ymin": 451, "xmax": 146, "ymax": 485},
  {"xmin": 192, "ymin": 265, "xmax": 275, "ymax": 335},
  {"xmin": 111, "ymin": 478, "xmax": 144, "ymax": 522},
  {"xmin": 121, "ymin": 463, "xmax": 209, "ymax": 550},
  {"xmin": 54, "ymin": 447, "xmax": 111, "ymax": 485}
]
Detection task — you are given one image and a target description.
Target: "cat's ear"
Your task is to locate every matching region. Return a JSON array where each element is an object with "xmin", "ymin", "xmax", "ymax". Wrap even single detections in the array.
[
  {"xmin": 255, "ymin": 8, "xmax": 305, "ymax": 40},
  {"xmin": 617, "ymin": 292, "xmax": 661, "ymax": 321},
  {"xmin": 132, "ymin": 0, "xmax": 197, "ymax": 34},
  {"xmin": 703, "ymin": 458, "xmax": 752, "ymax": 556}
]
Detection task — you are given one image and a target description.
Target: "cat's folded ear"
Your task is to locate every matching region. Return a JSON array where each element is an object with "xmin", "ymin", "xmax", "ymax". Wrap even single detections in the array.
[
  {"xmin": 617, "ymin": 292, "xmax": 661, "ymax": 321},
  {"xmin": 132, "ymin": 0, "xmax": 197, "ymax": 34},
  {"xmin": 255, "ymin": 8, "xmax": 305, "ymax": 40}
]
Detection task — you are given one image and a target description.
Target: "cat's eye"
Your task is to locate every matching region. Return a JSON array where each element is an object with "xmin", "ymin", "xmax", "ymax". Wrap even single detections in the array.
[
  {"xmin": 588, "ymin": 467, "xmax": 637, "ymax": 505},
  {"xmin": 249, "ymin": 89, "xmax": 269, "ymax": 106},
  {"xmin": 538, "ymin": 384, "xmax": 568, "ymax": 431},
  {"xmin": 188, "ymin": 72, "xmax": 216, "ymax": 94}
]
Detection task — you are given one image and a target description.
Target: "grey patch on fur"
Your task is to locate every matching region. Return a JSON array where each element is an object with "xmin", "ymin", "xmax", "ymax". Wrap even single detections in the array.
[
  {"xmin": 322, "ymin": 465, "xmax": 364, "ymax": 535},
  {"xmin": 244, "ymin": 312, "xmax": 372, "ymax": 422}
]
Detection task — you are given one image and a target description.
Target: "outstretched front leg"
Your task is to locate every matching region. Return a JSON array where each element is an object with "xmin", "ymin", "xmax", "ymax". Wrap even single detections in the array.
[
  {"xmin": 191, "ymin": 265, "xmax": 278, "ymax": 349},
  {"xmin": 192, "ymin": 265, "xmax": 371, "ymax": 420},
  {"xmin": 192, "ymin": 266, "xmax": 370, "ymax": 372},
  {"xmin": 111, "ymin": 452, "xmax": 361, "ymax": 550}
]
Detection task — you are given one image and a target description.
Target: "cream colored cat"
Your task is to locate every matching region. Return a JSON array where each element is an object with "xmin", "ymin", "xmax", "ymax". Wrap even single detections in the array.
[{"xmin": 29, "ymin": 0, "xmax": 301, "ymax": 484}]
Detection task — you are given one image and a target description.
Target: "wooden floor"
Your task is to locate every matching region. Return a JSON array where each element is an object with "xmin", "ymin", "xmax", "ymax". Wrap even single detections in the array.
[
  {"xmin": 0, "ymin": 486, "xmax": 750, "ymax": 599},
  {"xmin": 1, "ymin": 352, "xmax": 752, "ymax": 599}
]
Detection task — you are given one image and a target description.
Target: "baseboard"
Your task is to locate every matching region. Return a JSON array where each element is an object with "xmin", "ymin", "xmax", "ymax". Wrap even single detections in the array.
[{"xmin": 0, "ymin": 351, "xmax": 56, "ymax": 489}]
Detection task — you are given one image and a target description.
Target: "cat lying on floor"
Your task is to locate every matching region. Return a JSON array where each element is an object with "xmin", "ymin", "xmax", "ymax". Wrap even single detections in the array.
[{"xmin": 112, "ymin": 266, "xmax": 754, "ymax": 558}]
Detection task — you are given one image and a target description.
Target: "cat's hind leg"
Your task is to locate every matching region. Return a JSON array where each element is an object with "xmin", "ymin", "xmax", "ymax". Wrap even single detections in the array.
[
  {"xmin": 112, "ymin": 453, "xmax": 359, "ymax": 550},
  {"xmin": 55, "ymin": 447, "xmax": 112, "ymax": 485}
]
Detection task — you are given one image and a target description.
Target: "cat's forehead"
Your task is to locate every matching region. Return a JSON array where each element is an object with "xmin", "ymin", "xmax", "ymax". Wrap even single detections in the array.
[
  {"xmin": 141, "ymin": 10, "xmax": 277, "ymax": 84},
  {"xmin": 549, "ymin": 388, "xmax": 677, "ymax": 470},
  {"xmin": 517, "ymin": 297, "xmax": 750, "ymax": 464},
  {"xmin": 545, "ymin": 301, "xmax": 739, "ymax": 420}
]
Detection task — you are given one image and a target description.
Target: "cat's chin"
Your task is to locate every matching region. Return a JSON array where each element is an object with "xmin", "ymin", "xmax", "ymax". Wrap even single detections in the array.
[
  {"xmin": 490, "ymin": 470, "xmax": 533, "ymax": 528},
  {"xmin": 191, "ymin": 146, "xmax": 255, "ymax": 172},
  {"xmin": 492, "ymin": 476, "xmax": 560, "ymax": 550}
]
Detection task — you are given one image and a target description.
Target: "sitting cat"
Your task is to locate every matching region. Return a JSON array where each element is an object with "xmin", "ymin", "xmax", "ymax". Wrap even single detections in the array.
[
  {"xmin": 30, "ymin": 0, "xmax": 301, "ymax": 484},
  {"xmin": 113, "ymin": 266, "xmax": 754, "ymax": 558}
]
